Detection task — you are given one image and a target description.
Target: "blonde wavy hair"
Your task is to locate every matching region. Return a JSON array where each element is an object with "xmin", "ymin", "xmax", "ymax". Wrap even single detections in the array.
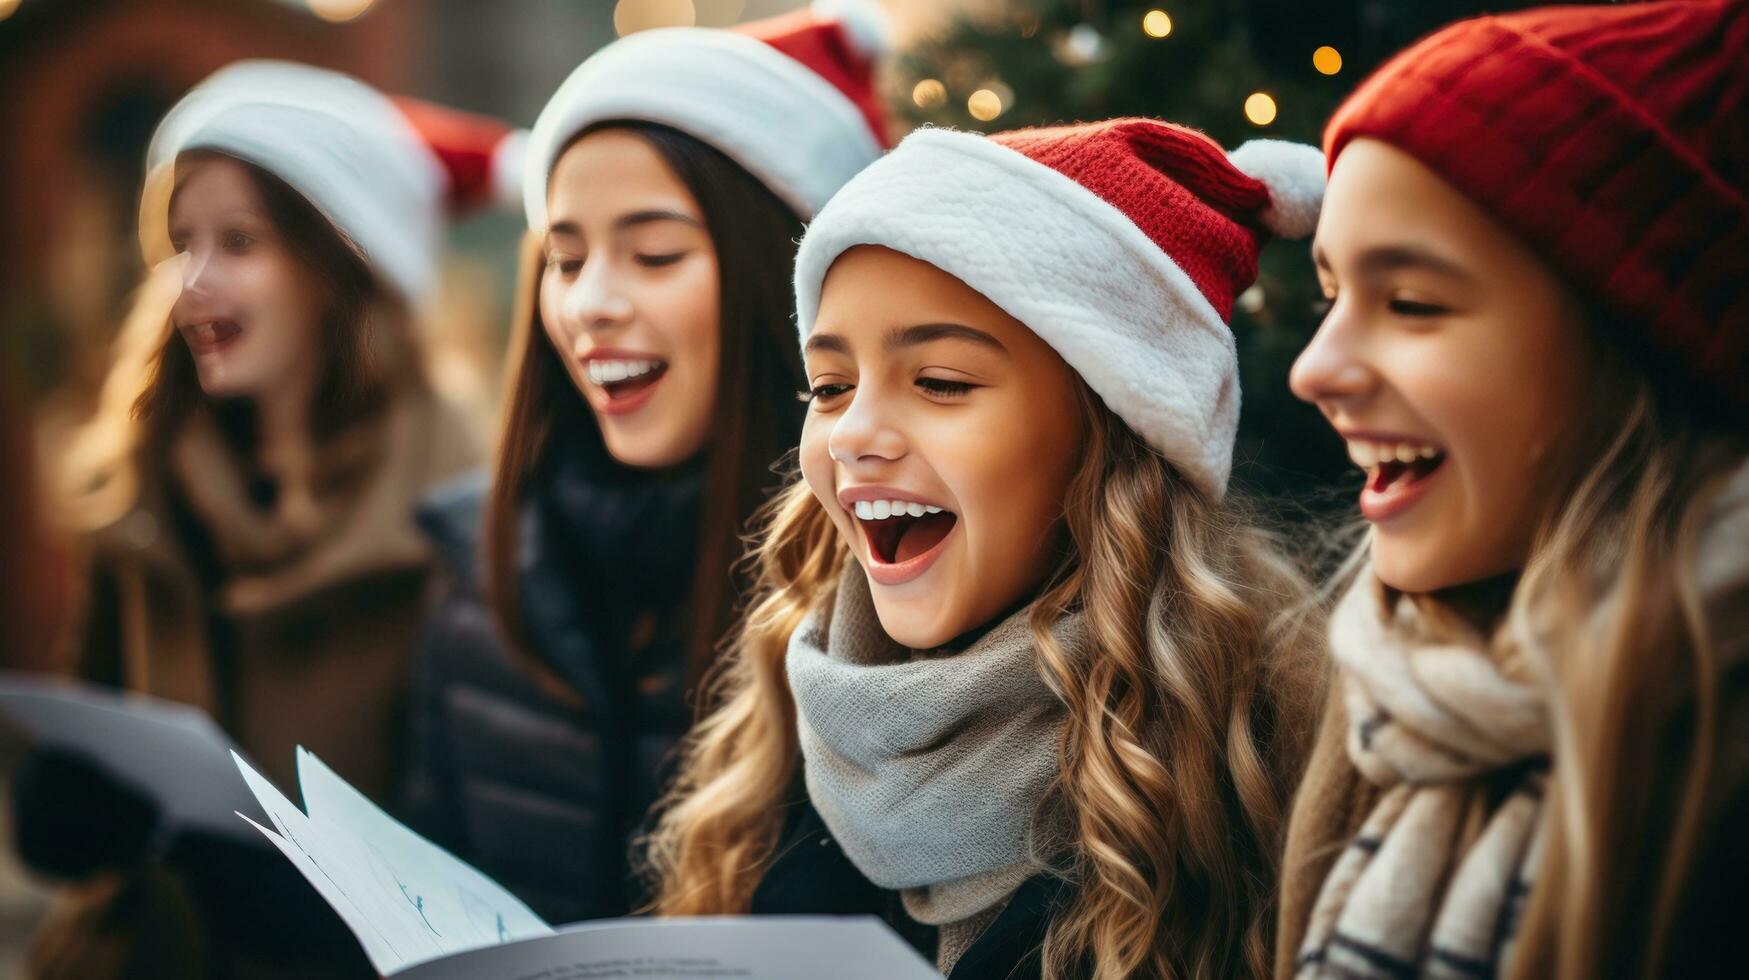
[{"xmin": 644, "ymin": 382, "xmax": 1328, "ymax": 978}]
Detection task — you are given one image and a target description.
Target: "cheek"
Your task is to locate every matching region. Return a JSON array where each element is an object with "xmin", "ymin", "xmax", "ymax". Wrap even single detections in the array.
[
  {"xmin": 946, "ymin": 388, "xmax": 1077, "ymax": 577},
  {"xmin": 798, "ymin": 414, "xmax": 850, "ymax": 540},
  {"xmin": 662, "ymin": 265, "xmax": 722, "ymax": 383}
]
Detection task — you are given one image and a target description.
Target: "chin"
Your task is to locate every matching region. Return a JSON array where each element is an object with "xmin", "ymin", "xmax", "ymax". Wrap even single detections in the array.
[
  {"xmin": 867, "ymin": 591, "xmax": 959, "ymax": 650},
  {"xmin": 1370, "ymin": 541, "xmax": 1464, "ymax": 595}
]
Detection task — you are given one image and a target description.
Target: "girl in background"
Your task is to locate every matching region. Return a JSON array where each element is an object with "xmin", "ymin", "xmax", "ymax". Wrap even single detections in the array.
[
  {"xmin": 1282, "ymin": 2, "xmax": 1749, "ymax": 977},
  {"xmin": 646, "ymin": 119, "xmax": 1330, "ymax": 979},
  {"xmin": 28, "ymin": 61, "xmax": 516, "ymax": 978},
  {"xmin": 406, "ymin": 1, "xmax": 890, "ymax": 924}
]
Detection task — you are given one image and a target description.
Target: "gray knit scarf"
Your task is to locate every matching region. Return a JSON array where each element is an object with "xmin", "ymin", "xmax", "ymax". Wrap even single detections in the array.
[{"xmin": 787, "ymin": 564, "xmax": 1078, "ymax": 920}]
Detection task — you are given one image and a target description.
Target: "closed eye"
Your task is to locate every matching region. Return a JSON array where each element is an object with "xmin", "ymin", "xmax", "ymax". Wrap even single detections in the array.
[
  {"xmin": 1388, "ymin": 297, "xmax": 1448, "ymax": 317},
  {"xmin": 917, "ymin": 377, "xmax": 977, "ymax": 398},
  {"xmin": 801, "ymin": 382, "xmax": 854, "ymax": 406},
  {"xmin": 636, "ymin": 252, "xmax": 687, "ymax": 268}
]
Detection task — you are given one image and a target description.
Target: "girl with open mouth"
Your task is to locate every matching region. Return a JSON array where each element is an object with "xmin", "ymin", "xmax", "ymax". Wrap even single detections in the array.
[
  {"xmin": 647, "ymin": 120, "xmax": 1331, "ymax": 978},
  {"xmin": 42, "ymin": 63, "xmax": 507, "ymax": 976},
  {"xmin": 1282, "ymin": 2, "xmax": 1749, "ymax": 978},
  {"xmin": 406, "ymin": 1, "xmax": 890, "ymax": 929}
]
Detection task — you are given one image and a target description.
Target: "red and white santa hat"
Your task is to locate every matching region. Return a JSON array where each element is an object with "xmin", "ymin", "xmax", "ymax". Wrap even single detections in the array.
[
  {"xmin": 522, "ymin": 0, "xmax": 891, "ymax": 229},
  {"xmin": 144, "ymin": 60, "xmax": 525, "ymax": 304},
  {"xmin": 793, "ymin": 119, "xmax": 1324, "ymax": 499}
]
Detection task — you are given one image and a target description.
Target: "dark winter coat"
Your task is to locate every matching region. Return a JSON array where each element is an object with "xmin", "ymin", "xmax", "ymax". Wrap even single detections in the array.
[
  {"xmin": 403, "ymin": 450, "xmax": 702, "ymax": 925},
  {"xmin": 751, "ymin": 793, "xmax": 1071, "ymax": 980}
]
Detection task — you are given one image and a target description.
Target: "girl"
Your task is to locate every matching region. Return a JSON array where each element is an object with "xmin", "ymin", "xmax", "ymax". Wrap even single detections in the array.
[
  {"xmin": 404, "ymin": 3, "xmax": 890, "ymax": 923},
  {"xmin": 645, "ymin": 120, "xmax": 1330, "ymax": 979},
  {"xmin": 1281, "ymin": 2, "xmax": 1749, "ymax": 978},
  {"xmin": 36, "ymin": 62, "xmax": 515, "ymax": 977}
]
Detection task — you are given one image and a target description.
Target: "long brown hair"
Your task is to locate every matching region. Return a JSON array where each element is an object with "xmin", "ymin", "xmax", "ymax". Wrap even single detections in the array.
[
  {"xmin": 1486, "ymin": 367, "xmax": 1744, "ymax": 980},
  {"xmin": 485, "ymin": 121, "xmax": 807, "ymax": 690},
  {"xmin": 645, "ymin": 381, "xmax": 1327, "ymax": 979},
  {"xmin": 64, "ymin": 150, "xmax": 417, "ymax": 530},
  {"xmin": 1359, "ymin": 320, "xmax": 1749, "ymax": 979}
]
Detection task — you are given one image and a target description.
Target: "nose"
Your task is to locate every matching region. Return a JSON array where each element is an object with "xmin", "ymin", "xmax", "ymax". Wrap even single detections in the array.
[
  {"xmin": 179, "ymin": 247, "xmax": 213, "ymax": 298},
  {"xmin": 561, "ymin": 257, "xmax": 634, "ymax": 335},
  {"xmin": 826, "ymin": 383, "xmax": 907, "ymax": 467},
  {"xmin": 1289, "ymin": 300, "xmax": 1375, "ymax": 409}
]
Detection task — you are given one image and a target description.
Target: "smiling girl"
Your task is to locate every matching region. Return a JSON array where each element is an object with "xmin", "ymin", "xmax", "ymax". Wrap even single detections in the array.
[
  {"xmin": 41, "ymin": 61, "xmax": 512, "ymax": 977},
  {"xmin": 646, "ymin": 120, "xmax": 1330, "ymax": 979},
  {"xmin": 404, "ymin": 3, "xmax": 890, "ymax": 924},
  {"xmin": 1279, "ymin": 3, "xmax": 1749, "ymax": 978}
]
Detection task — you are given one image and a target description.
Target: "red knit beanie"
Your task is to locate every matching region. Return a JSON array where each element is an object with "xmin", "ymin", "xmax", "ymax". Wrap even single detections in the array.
[{"xmin": 1325, "ymin": 0, "xmax": 1749, "ymax": 411}]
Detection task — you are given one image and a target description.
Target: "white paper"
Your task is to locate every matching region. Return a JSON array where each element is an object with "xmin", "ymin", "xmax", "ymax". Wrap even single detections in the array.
[
  {"xmin": 0, "ymin": 672, "xmax": 267, "ymax": 840},
  {"xmin": 232, "ymin": 749, "xmax": 554, "ymax": 975},
  {"xmin": 390, "ymin": 916, "xmax": 944, "ymax": 980}
]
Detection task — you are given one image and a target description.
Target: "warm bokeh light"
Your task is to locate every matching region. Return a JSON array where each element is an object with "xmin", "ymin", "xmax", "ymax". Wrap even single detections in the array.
[
  {"xmin": 1244, "ymin": 91, "xmax": 1277, "ymax": 126},
  {"xmin": 691, "ymin": 0, "xmax": 746, "ymax": 27},
  {"xmin": 1313, "ymin": 45, "xmax": 1343, "ymax": 75},
  {"xmin": 0, "ymin": 0, "xmax": 22, "ymax": 22},
  {"xmin": 614, "ymin": 0, "xmax": 696, "ymax": 37},
  {"xmin": 1142, "ymin": 10, "xmax": 1172, "ymax": 39},
  {"xmin": 308, "ymin": 0, "xmax": 374, "ymax": 23},
  {"xmin": 912, "ymin": 78, "xmax": 948, "ymax": 110},
  {"xmin": 968, "ymin": 88, "xmax": 1004, "ymax": 122}
]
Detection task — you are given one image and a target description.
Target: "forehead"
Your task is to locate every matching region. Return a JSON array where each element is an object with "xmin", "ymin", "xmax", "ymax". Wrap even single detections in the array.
[
  {"xmin": 546, "ymin": 128, "xmax": 699, "ymax": 227},
  {"xmin": 815, "ymin": 246, "xmax": 1034, "ymax": 348},
  {"xmin": 170, "ymin": 154, "xmax": 267, "ymax": 219},
  {"xmin": 1318, "ymin": 139, "xmax": 1511, "ymax": 266}
]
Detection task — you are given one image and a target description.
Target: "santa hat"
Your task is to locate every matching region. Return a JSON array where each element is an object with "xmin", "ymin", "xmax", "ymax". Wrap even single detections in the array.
[
  {"xmin": 143, "ymin": 60, "xmax": 526, "ymax": 303},
  {"xmin": 793, "ymin": 119, "xmax": 1324, "ymax": 500},
  {"xmin": 522, "ymin": 0, "xmax": 891, "ymax": 229},
  {"xmin": 1326, "ymin": 0, "xmax": 1749, "ymax": 413}
]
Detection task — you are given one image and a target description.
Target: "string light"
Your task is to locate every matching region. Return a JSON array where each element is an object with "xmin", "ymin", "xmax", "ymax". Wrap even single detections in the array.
[
  {"xmin": 614, "ymin": 0, "xmax": 695, "ymax": 37},
  {"xmin": 1313, "ymin": 45, "xmax": 1343, "ymax": 75},
  {"xmin": 1142, "ymin": 10, "xmax": 1172, "ymax": 39},
  {"xmin": 968, "ymin": 88, "xmax": 1005, "ymax": 122},
  {"xmin": 308, "ymin": 0, "xmax": 374, "ymax": 22},
  {"xmin": 912, "ymin": 79, "xmax": 948, "ymax": 110},
  {"xmin": 1244, "ymin": 91, "xmax": 1277, "ymax": 126}
]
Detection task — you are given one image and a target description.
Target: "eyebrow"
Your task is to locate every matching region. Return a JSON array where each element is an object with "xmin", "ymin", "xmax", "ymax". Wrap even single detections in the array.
[
  {"xmin": 804, "ymin": 322, "xmax": 1008, "ymax": 356},
  {"xmin": 1313, "ymin": 242, "xmax": 1475, "ymax": 284},
  {"xmin": 546, "ymin": 209, "xmax": 704, "ymax": 243}
]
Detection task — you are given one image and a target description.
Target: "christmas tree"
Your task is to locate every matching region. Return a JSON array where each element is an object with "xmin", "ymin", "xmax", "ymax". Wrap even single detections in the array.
[{"xmin": 889, "ymin": 0, "xmax": 1583, "ymax": 513}]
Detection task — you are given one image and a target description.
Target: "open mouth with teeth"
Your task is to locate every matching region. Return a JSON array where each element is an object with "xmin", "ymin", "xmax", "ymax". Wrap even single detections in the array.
[
  {"xmin": 184, "ymin": 320, "xmax": 242, "ymax": 354},
  {"xmin": 1352, "ymin": 441, "xmax": 1447, "ymax": 495},
  {"xmin": 854, "ymin": 499, "xmax": 958, "ymax": 565},
  {"xmin": 585, "ymin": 358, "xmax": 668, "ymax": 402}
]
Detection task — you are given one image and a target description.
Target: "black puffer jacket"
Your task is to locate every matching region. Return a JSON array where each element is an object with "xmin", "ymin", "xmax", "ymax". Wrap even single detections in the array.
[
  {"xmin": 403, "ymin": 455, "xmax": 701, "ymax": 925},
  {"xmin": 751, "ymin": 793, "xmax": 1070, "ymax": 980}
]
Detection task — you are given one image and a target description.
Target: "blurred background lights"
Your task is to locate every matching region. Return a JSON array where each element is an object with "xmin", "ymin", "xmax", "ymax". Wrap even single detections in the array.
[
  {"xmin": 912, "ymin": 78, "xmax": 948, "ymax": 110},
  {"xmin": 308, "ymin": 0, "xmax": 375, "ymax": 23},
  {"xmin": 967, "ymin": 88, "xmax": 1004, "ymax": 122},
  {"xmin": 0, "ymin": 0, "xmax": 22, "ymax": 22},
  {"xmin": 1142, "ymin": 10, "xmax": 1172, "ymax": 39},
  {"xmin": 1244, "ymin": 91, "xmax": 1278, "ymax": 126},
  {"xmin": 614, "ymin": 0, "xmax": 696, "ymax": 37},
  {"xmin": 1313, "ymin": 45, "xmax": 1343, "ymax": 75}
]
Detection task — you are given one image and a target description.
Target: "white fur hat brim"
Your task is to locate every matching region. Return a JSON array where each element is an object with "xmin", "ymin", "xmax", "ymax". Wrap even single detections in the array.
[
  {"xmin": 794, "ymin": 128, "xmax": 1240, "ymax": 500},
  {"xmin": 523, "ymin": 27, "xmax": 882, "ymax": 227},
  {"xmin": 145, "ymin": 61, "xmax": 446, "ymax": 304}
]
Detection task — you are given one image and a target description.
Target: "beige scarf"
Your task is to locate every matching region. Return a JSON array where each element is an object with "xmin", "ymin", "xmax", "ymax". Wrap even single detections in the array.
[{"xmin": 1294, "ymin": 574, "xmax": 1551, "ymax": 980}]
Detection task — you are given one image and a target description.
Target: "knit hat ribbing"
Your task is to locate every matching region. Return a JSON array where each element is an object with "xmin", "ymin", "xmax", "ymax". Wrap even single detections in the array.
[{"xmin": 1325, "ymin": 0, "xmax": 1749, "ymax": 412}]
